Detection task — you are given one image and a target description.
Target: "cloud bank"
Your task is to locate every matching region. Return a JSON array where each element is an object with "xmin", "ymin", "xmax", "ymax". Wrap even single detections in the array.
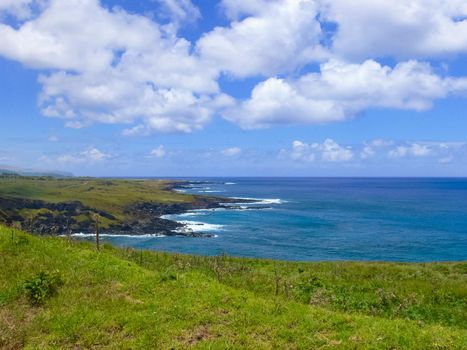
[{"xmin": 0, "ymin": 0, "xmax": 467, "ymax": 134}]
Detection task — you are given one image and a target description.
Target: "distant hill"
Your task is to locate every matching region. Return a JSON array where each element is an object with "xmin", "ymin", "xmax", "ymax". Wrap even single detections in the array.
[{"xmin": 0, "ymin": 165, "xmax": 73, "ymax": 177}]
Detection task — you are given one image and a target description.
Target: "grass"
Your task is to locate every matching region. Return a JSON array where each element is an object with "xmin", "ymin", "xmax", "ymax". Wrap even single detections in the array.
[
  {"xmin": 0, "ymin": 176, "xmax": 194, "ymax": 219},
  {"xmin": 0, "ymin": 176, "xmax": 200, "ymax": 230},
  {"xmin": 1, "ymin": 226, "xmax": 466, "ymax": 349}
]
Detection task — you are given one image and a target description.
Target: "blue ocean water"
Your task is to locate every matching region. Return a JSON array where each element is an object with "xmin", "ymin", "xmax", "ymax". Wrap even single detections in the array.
[{"xmin": 89, "ymin": 178, "xmax": 467, "ymax": 262}]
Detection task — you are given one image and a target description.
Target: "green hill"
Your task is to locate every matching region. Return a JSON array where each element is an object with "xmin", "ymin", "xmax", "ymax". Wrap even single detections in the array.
[
  {"xmin": 1, "ymin": 227, "xmax": 466, "ymax": 349},
  {"xmin": 0, "ymin": 177, "xmax": 225, "ymax": 237}
]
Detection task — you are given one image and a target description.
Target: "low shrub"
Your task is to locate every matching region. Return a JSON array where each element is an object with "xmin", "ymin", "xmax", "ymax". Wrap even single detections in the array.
[{"xmin": 24, "ymin": 271, "xmax": 63, "ymax": 305}]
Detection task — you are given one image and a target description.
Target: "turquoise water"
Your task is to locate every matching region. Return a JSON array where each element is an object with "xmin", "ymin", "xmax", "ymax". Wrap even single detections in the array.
[{"xmin": 95, "ymin": 178, "xmax": 467, "ymax": 262}]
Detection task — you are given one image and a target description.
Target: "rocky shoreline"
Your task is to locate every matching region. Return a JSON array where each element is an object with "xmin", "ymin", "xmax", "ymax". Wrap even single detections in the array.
[{"xmin": 0, "ymin": 180, "xmax": 259, "ymax": 238}]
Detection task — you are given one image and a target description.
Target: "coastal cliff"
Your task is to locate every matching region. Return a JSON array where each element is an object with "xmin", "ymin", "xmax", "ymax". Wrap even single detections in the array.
[{"xmin": 0, "ymin": 176, "xmax": 247, "ymax": 237}]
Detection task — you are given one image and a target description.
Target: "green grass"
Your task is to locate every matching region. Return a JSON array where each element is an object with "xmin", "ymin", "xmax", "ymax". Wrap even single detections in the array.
[
  {"xmin": 1, "ymin": 227, "xmax": 466, "ymax": 349},
  {"xmin": 0, "ymin": 176, "xmax": 201, "ymax": 231},
  {"xmin": 0, "ymin": 176, "xmax": 194, "ymax": 220}
]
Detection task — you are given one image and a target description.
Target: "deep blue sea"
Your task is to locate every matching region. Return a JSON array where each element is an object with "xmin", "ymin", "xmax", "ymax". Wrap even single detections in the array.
[{"xmin": 81, "ymin": 178, "xmax": 467, "ymax": 262}]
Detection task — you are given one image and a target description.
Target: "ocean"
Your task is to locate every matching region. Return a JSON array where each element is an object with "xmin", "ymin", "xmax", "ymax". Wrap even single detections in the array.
[{"xmin": 80, "ymin": 178, "xmax": 467, "ymax": 262}]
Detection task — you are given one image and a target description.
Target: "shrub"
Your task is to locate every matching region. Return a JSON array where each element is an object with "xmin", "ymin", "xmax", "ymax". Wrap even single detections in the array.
[
  {"xmin": 160, "ymin": 272, "xmax": 177, "ymax": 282},
  {"xmin": 295, "ymin": 275, "xmax": 323, "ymax": 303},
  {"xmin": 24, "ymin": 271, "xmax": 63, "ymax": 305}
]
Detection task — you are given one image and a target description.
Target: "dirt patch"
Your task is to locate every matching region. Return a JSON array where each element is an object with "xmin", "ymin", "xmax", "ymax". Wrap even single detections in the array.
[
  {"xmin": 178, "ymin": 325, "xmax": 215, "ymax": 347},
  {"xmin": 0, "ymin": 307, "xmax": 25, "ymax": 350}
]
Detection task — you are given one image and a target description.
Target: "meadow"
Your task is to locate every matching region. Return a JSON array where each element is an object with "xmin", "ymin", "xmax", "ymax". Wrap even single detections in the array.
[{"xmin": 1, "ymin": 226, "xmax": 465, "ymax": 349}]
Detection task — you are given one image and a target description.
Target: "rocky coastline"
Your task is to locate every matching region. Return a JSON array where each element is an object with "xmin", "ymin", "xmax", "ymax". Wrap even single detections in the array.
[{"xmin": 0, "ymin": 181, "xmax": 258, "ymax": 238}]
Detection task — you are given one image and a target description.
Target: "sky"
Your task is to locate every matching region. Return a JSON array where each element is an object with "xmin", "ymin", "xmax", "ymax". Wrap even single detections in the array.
[{"xmin": 0, "ymin": 0, "xmax": 467, "ymax": 177}]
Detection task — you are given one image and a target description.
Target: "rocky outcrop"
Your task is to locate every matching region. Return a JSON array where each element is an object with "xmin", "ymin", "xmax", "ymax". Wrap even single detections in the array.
[{"xmin": 0, "ymin": 192, "xmax": 253, "ymax": 238}]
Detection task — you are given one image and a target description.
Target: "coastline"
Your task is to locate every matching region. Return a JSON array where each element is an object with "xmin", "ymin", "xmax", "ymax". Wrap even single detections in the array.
[{"xmin": 0, "ymin": 178, "xmax": 256, "ymax": 238}]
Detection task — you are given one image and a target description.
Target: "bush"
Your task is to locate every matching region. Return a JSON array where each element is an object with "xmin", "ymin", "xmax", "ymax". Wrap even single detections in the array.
[
  {"xmin": 295, "ymin": 275, "xmax": 323, "ymax": 303},
  {"xmin": 24, "ymin": 271, "xmax": 63, "ymax": 305}
]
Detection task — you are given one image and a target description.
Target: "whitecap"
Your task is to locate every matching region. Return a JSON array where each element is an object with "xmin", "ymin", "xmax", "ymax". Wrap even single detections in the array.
[
  {"xmin": 176, "ymin": 220, "xmax": 224, "ymax": 233},
  {"xmin": 65, "ymin": 233, "xmax": 166, "ymax": 238},
  {"xmin": 191, "ymin": 208, "xmax": 226, "ymax": 213},
  {"xmin": 227, "ymin": 197, "xmax": 286, "ymax": 205},
  {"xmin": 224, "ymin": 182, "xmax": 236, "ymax": 185}
]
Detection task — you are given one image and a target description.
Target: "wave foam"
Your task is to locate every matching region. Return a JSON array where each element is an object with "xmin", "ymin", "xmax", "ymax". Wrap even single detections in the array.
[
  {"xmin": 229, "ymin": 197, "xmax": 285, "ymax": 205},
  {"xmin": 176, "ymin": 220, "xmax": 224, "ymax": 233},
  {"xmin": 66, "ymin": 233, "xmax": 166, "ymax": 238}
]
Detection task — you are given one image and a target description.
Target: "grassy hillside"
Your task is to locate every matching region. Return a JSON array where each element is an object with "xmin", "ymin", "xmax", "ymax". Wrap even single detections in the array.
[
  {"xmin": 0, "ymin": 176, "xmax": 222, "ymax": 235},
  {"xmin": 0, "ymin": 176, "xmax": 193, "ymax": 220},
  {"xmin": 1, "ymin": 226, "xmax": 466, "ymax": 349}
]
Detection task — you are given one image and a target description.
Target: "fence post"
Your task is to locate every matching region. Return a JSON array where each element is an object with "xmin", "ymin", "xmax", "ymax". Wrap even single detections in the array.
[{"xmin": 94, "ymin": 214, "xmax": 100, "ymax": 251}]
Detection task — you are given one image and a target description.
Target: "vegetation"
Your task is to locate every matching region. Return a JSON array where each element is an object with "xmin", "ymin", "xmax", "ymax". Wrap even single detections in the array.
[
  {"xmin": 0, "ymin": 176, "xmax": 192, "ymax": 221},
  {"xmin": 1, "ymin": 226, "xmax": 466, "ymax": 349},
  {"xmin": 0, "ymin": 176, "xmax": 216, "ymax": 235},
  {"xmin": 24, "ymin": 271, "xmax": 63, "ymax": 306}
]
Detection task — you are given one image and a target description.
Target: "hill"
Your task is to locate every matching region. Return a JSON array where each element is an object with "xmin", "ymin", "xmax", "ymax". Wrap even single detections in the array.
[
  {"xmin": 1, "ymin": 227, "xmax": 466, "ymax": 349},
  {"xmin": 0, "ymin": 177, "xmax": 235, "ymax": 237},
  {"xmin": 0, "ymin": 166, "xmax": 73, "ymax": 178}
]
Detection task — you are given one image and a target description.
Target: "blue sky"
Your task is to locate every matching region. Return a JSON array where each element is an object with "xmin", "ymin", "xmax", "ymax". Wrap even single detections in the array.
[{"xmin": 0, "ymin": 0, "xmax": 467, "ymax": 176}]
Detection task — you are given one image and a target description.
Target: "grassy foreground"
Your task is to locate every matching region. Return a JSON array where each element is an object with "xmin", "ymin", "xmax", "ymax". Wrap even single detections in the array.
[{"xmin": 1, "ymin": 227, "xmax": 466, "ymax": 349}]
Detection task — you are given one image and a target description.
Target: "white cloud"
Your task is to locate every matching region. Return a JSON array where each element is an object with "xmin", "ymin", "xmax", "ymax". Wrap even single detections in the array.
[
  {"xmin": 321, "ymin": 0, "xmax": 467, "ymax": 60},
  {"xmin": 284, "ymin": 139, "xmax": 353, "ymax": 163},
  {"xmin": 156, "ymin": 0, "xmax": 201, "ymax": 25},
  {"xmin": 224, "ymin": 60, "xmax": 467, "ymax": 129},
  {"xmin": 56, "ymin": 148, "xmax": 110, "ymax": 164},
  {"xmin": 220, "ymin": 0, "xmax": 272, "ymax": 20},
  {"xmin": 357, "ymin": 140, "xmax": 466, "ymax": 160},
  {"xmin": 222, "ymin": 147, "xmax": 242, "ymax": 156},
  {"xmin": 288, "ymin": 141, "xmax": 315, "ymax": 162},
  {"xmin": 388, "ymin": 143, "xmax": 432, "ymax": 158},
  {"xmin": 0, "ymin": 0, "xmax": 38, "ymax": 19},
  {"xmin": 284, "ymin": 138, "xmax": 466, "ymax": 163},
  {"xmin": 0, "ymin": 0, "xmax": 467, "ymax": 134},
  {"xmin": 360, "ymin": 146, "xmax": 375, "ymax": 160},
  {"xmin": 198, "ymin": 0, "xmax": 327, "ymax": 77},
  {"xmin": 315, "ymin": 139, "xmax": 354, "ymax": 162},
  {"xmin": 0, "ymin": 0, "xmax": 220, "ymax": 134},
  {"xmin": 150, "ymin": 145, "xmax": 166, "ymax": 158},
  {"xmin": 360, "ymin": 139, "xmax": 394, "ymax": 159}
]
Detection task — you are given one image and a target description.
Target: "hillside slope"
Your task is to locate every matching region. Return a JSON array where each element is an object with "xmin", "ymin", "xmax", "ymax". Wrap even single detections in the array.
[
  {"xmin": 0, "ymin": 177, "xmax": 230, "ymax": 237},
  {"xmin": 1, "ymin": 227, "xmax": 466, "ymax": 349}
]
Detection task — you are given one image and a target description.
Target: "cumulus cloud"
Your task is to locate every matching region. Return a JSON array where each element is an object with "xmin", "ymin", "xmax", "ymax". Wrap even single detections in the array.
[
  {"xmin": 284, "ymin": 139, "xmax": 353, "ymax": 163},
  {"xmin": 316, "ymin": 139, "xmax": 354, "ymax": 162},
  {"xmin": 0, "ymin": 0, "xmax": 467, "ymax": 134},
  {"xmin": 222, "ymin": 147, "xmax": 242, "ymax": 156},
  {"xmin": 0, "ymin": 0, "xmax": 220, "ymax": 134},
  {"xmin": 321, "ymin": 0, "xmax": 467, "ymax": 60},
  {"xmin": 0, "ymin": 0, "xmax": 38, "ymax": 19},
  {"xmin": 388, "ymin": 143, "xmax": 432, "ymax": 158},
  {"xmin": 56, "ymin": 148, "xmax": 110, "ymax": 164},
  {"xmin": 282, "ymin": 139, "xmax": 467, "ymax": 164},
  {"xmin": 156, "ymin": 0, "xmax": 201, "ymax": 25},
  {"xmin": 150, "ymin": 145, "xmax": 166, "ymax": 158},
  {"xmin": 224, "ymin": 59, "xmax": 467, "ymax": 128},
  {"xmin": 360, "ymin": 139, "xmax": 394, "ymax": 159},
  {"xmin": 289, "ymin": 141, "xmax": 315, "ymax": 162},
  {"xmin": 197, "ymin": 0, "xmax": 327, "ymax": 77}
]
